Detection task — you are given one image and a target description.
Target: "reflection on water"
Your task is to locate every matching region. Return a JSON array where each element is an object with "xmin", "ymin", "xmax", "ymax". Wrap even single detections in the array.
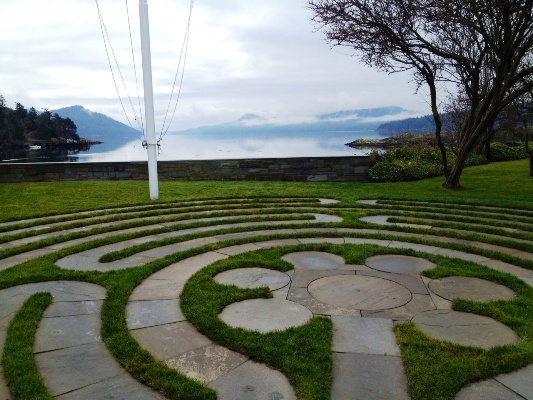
[
  {"xmin": 0, "ymin": 144, "xmax": 94, "ymax": 163},
  {"xmin": 2, "ymin": 131, "xmax": 378, "ymax": 163}
]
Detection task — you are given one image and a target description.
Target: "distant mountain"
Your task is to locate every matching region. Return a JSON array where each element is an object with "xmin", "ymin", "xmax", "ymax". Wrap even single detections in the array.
[
  {"xmin": 51, "ymin": 106, "xmax": 142, "ymax": 151},
  {"xmin": 376, "ymin": 114, "xmax": 452, "ymax": 136},
  {"xmin": 49, "ymin": 106, "xmax": 428, "ymax": 152},
  {"xmin": 167, "ymin": 106, "xmax": 418, "ymax": 137},
  {"xmin": 318, "ymin": 106, "xmax": 406, "ymax": 120}
]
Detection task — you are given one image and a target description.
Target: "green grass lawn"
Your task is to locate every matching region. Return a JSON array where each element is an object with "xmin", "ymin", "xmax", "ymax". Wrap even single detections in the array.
[
  {"xmin": 0, "ymin": 159, "xmax": 532, "ymax": 400},
  {"xmin": 1, "ymin": 160, "xmax": 531, "ymax": 222}
]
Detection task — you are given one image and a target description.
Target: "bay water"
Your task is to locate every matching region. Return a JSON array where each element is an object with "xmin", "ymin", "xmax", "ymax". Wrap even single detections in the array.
[{"xmin": 2, "ymin": 130, "xmax": 380, "ymax": 163}]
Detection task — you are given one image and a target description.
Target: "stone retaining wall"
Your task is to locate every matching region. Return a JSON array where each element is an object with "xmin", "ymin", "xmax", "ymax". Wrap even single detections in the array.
[{"xmin": 0, "ymin": 156, "xmax": 370, "ymax": 183}]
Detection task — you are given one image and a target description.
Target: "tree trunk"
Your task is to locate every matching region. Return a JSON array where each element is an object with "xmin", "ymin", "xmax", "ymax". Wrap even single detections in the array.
[
  {"xmin": 442, "ymin": 148, "xmax": 469, "ymax": 189},
  {"xmin": 485, "ymin": 140, "xmax": 491, "ymax": 161},
  {"xmin": 529, "ymin": 150, "xmax": 533, "ymax": 177},
  {"xmin": 427, "ymin": 77, "xmax": 449, "ymax": 178},
  {"xmin": 434, "ymin": 116, "xmax": 449, "ymax": 179}
]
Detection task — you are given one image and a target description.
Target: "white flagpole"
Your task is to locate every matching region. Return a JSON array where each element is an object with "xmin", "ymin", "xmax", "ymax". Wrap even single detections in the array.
[{"xmin": 139, "ymin": 0, "xmax": 159, "ymax": 200}]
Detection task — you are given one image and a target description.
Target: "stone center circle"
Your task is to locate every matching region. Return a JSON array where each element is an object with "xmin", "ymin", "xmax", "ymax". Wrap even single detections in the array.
[{"xmin": 308, "ymin": 275, "xmax": 412, "ymax": 311}]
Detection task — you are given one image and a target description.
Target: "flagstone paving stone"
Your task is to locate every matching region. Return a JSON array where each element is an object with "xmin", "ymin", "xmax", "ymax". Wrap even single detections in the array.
[
  {"xmin": 422, "ymin": 277, "xmax": 454, "ymax": 310},
  {"xmin": 55, "ymin": 373, "xmax": 165, "ymax": 400},
  {"xmin": 126, "ymin": 299, "xmax": 186, "ymax": 329},
  {"xmin": 332, "ymin": 353, "xmax": 410, "ymax": 400},
  {"xmin": 494, "ymin": 364, "xmax": 533, "ymax": 400},
  {"xmin": 357, "ymin": 269, "xmax": 429, "ymax": 294},
  {"xmin": 480, "ymin": 259, "xmax": 533, "ymax": 286},
  {"xmin": 455, "ymin": 379, "xmax": 526, "ymax": 400},
  {"xmin": 361, "ymin": 294, "xmax": 436, "ymax": 321},
  {"xmin": 433, "ymin": 248, "xmax": 491, "ymax": 263},
  {"xmin": 218, "ymin": 299, "xmax": 313, "ymax": 333},
  {"xmin": 412, "ymin": 309, "xmax": 519, "ymax": 349},
  {"xmin": 215, "ymin": 243, "xmax": 264, "ymax": 256},
  {"xmin": 255, "ymin": 238, "xmax": 302, "ymax": 248},
  {"xmin": 298, "ymin": 237, "xmax": 346, "ymax": 244},
  {"xmin": 207, "ymin": 360, "xmax": 297, "ymax": 400},
  {"xmin": 164, "ymin": 344, "xmax": 248, "ymax": 384},
  {"xmin": 289, "ymin": 268, "xmax": 354, "ymax": 288},
  {"xmin": 35, "ymin": 341, "xmax": 128, "ymax": 397},
  {"xmin": 308, "ymin": 275, "xmax": 412, "ymax": 311},
  {"xmin": 429, "ymin": 276, "xmax": 516, "ymax": 302},
  {"xmin": 344, "ymin": 237, "xmax": 393, "ymax": 246},
  {"xmin": 318, "ymin": 198, "xmax": 340, "ymax": 204},
  {"xmin": 282, "ymin": 251, "xmax": 346, "ymax": 270},
  {"xmin": 128, "ymin": 278, "xmax": 186, "ymax": 301},
  {"xmin": 130, "ymin": 322, "xmax": 213, "ymax": 361},
  {"xmin": 332, "ymin": 316, "xmax": 401, "ymax": 356},
  {"xmin": 357, "ymin": 199, "xmax": 379, "ymax": 205},
  {"xmin": 0, "ymin": 365, "xmax": 10, "ymax": 400},
  {"xmin": 365, "ymin": 254, "xmax": 437, "ymax": 274},
  {"xmin": 214, "ymin": 267, "xmax": 291, "ymax": 291},
  {"xmin": 287, "ymin": 286, "xmax": 362, "ymax": 317},
  {"xmin": 271, "ymin": 281, "xmax": 292, "ymax": 300},
  {"xmin": 34, "ymin": 314, "xmax": 101, "ymax": 353}
]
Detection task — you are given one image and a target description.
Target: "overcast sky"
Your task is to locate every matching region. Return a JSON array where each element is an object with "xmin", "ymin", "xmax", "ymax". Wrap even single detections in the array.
[{"xmin": 0, "ymin": 0, "xmax": 429, "ymax": 131}]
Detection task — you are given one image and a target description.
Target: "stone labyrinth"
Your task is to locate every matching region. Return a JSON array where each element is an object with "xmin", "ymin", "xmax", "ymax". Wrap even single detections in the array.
[{"xmin": 1, "ymin": 197, "xmax": 533, "ymax": 399}]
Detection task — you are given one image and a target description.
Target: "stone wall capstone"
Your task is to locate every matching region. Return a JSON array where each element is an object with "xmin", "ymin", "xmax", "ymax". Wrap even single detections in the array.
[{"xmin": 0, "ymin": 156, "xmax": 370, "ymax": 183}]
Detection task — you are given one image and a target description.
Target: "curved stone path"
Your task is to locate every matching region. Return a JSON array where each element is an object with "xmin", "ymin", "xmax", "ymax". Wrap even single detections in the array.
[
  {"xmin": 0, "ymin": 282, "xmax": 164, "ymax": 399},
  {"xmin": 0, "ymin": 197, "xmax": 533, "ymax": 399}
]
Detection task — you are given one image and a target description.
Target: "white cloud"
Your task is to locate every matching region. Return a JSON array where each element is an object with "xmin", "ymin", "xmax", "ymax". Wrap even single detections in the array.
[{"xmin": 0, "ymin": 0, "xmax": 429, "ymax": 131}]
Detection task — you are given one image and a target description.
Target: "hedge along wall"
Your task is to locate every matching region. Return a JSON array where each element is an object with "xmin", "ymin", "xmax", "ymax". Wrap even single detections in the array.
[{"xmin": 0, "ymin": 156, "xmax": 371, "ymax": 183}]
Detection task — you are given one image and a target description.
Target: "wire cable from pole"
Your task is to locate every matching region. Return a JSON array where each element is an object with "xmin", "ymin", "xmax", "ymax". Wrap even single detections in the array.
[
  {"xmin": 159, "ymin": 0, "xmax": 194, "ymax": 141},
  {"xmin": 95, "ymin": 0, "xmax": 144, "ymax": 142},
  {"xmin": 125, "ymin": 0, "xmax": 145, "ymax": 140}
]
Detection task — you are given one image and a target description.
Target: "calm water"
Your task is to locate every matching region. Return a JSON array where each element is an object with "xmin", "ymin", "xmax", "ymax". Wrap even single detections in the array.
[{"xmin": 2, "ymin": 130, "xmax": 380, "ymax": 163}]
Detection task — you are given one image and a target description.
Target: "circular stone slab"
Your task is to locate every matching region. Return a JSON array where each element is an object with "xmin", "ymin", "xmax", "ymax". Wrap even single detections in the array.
[
  {"xmin": 214, "ymin": 268, "xmax": 291, "ymax": 291},
  {"xmin": 429, "ymin": 276, "xmax": 516, "ymax": 302},
  {"xmin": 282, "ymin": 251, "xmax": 344, "ymax": 270},
  {"xmin": 219, "ymin": 299, "xmax": 313, "ymax": 333},
  {"xmin": 365, "ymin": 255, "xmax": 436, "ymax": 274},
  {"xmin": 308, "ymin": 275, "xmax": 411, "ymax": 311},
  {"xmin": 412, "ymin": 309, "xmax": 519, "ymax": 349}
]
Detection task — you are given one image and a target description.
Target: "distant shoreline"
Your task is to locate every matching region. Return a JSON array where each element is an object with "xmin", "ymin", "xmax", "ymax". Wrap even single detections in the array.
[
  {"xmin": 346, "ymin": 132, "xmax": 446, "ymax": 149},
  {"xmin": 2, "ymin": 140, "xmax": 102, "ymax": 151}
]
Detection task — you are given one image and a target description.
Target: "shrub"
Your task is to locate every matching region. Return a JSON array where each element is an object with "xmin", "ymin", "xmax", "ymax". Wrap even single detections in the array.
[
  {"xmin": 367, "ymin": 141, "xmax": 528, "ymax": 183},
  {"xmin": 369, "ymin": 161, "xmax": 409, "ymax": 182},
  {"xmin": 463, "ymin": 153, "xmax": 488, "ymax": 167},
  {"xmin": 369, "ymin": 159, "xmax": 442, "ymax": 182},
  {"xmin": 489, "ymin": 142, "xmax": 527, "ymax": 162}
]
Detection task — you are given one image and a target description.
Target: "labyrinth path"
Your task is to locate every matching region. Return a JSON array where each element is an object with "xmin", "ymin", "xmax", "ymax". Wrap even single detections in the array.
[{"xmin": 1, "ymin": 197, "xmax": 532, "ymax": 399}]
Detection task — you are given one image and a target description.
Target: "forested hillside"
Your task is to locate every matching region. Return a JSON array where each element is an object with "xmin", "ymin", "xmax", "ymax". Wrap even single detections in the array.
[
  {"xmin": 375, "ymin": 115, "xmax": 452, "ymax": 136},
  {"xmin": 0, "ymin": 95, "xmax": 82, "ymax": 148}
]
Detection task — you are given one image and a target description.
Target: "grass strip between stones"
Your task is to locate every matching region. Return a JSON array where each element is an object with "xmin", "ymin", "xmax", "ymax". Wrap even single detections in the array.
[
  {"xmin": 0, "ymin": 205, "xmax": 322, "ymax": 244},
  {"xmin": 0, "ymin": 212, "xmax": 316, "ymax": 261},
  {"xmin": 0, "ymin": 197, "xmax": 321, "ymax": 226},
  {"xmin": 383, "ymin": 211, "xmax": 533, "ymax": 231},
  {"xmin": 398, "ymin": 255, "xmax": 533, "ymax": 400},
  {"xmin": 2, "ymin": 292, "xmax": 53, "ymax": 400},
  {"xmin": 388, "ymin": 216, "xmax": 533, "ymax": 240},
  {"xmin": 373, "ymin": 199, "xmax": 533, "ymax": 217},
  {"xmin": 368, "ymin": 204, "xmax": 533, "ymax": 220}
]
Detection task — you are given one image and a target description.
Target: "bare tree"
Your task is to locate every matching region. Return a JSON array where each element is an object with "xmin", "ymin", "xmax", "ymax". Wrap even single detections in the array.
[
  {"xmin": 507, "ymin": 92, "xmax": 533, "ymax": 176},
  {"xmin": 308, "ymin": 0, "xmax": 533, "ymax": 188}
]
